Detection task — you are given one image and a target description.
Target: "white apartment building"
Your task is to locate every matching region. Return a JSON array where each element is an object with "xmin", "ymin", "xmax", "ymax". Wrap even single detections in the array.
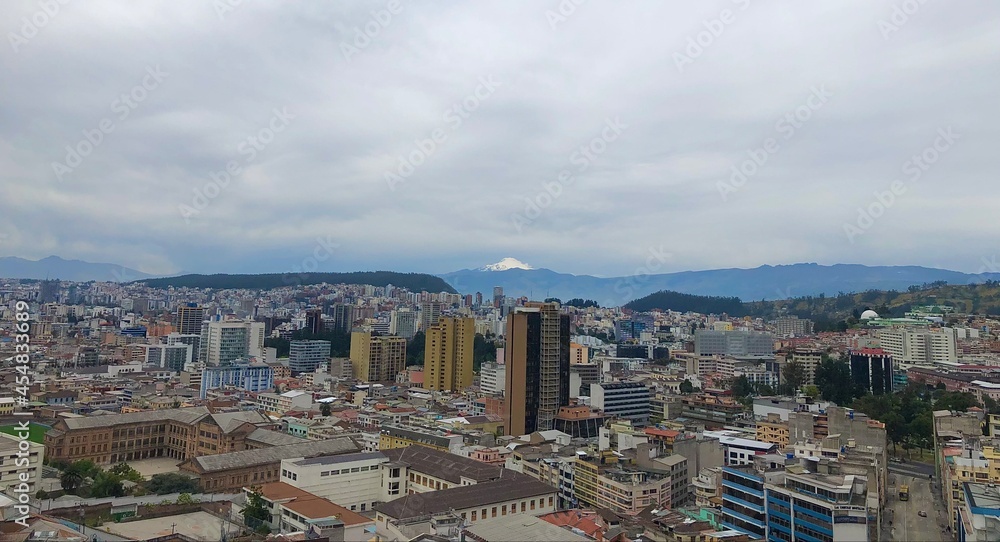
[
  {"xmin": 479, "ymin": 362, "xmax": 505, "ymax": 396},
  {"xmin": 202, "ymin": 320, "xmax": 265, "ymax": 365},
  {"xmin": 279, "ymin": 452, "xmax": 391, "ymax": 512},
  {"xmin": 0, "ymin": 432, "xmax": 44, "ymax": 494},
  {"xmin": 878, "ymin": 328, "xmax": 957, "ymax": 366},
  {"xmin": 256, "ymin": 390, "xmax": 313, "ymax": 416}
]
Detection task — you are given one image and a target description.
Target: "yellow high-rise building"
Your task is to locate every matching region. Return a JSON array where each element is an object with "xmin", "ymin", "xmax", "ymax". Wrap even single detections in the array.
[
  {"xmin": 350, "ymin": 332, "xmax": 406, "ymax": 382},
  {"xmin": 424, "ymin": 317, "xmax": 475, "ymax": 391}
]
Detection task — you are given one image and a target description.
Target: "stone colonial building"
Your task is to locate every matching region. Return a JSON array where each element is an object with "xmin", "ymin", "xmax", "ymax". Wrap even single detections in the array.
[{"xmin": 43, "ymin": 406, "xmax": 292, "ymax": 465}]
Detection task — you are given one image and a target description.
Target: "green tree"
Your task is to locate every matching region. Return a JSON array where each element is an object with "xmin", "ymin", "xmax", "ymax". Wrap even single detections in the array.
[
  {"xmin": 801, "ymin": 385, "xmax": 821, "ymax": 399},
  {"xmin": 146, "ymin": 473, "xmax": 201, "ymax": 495},
  {"xmin": 319, "ymin": 402, "xmax": 332, "ymax": 416},
  {"xmin": 60, "ymin": 465, "xmax": 84, "ymax": 493},
  {"xmin": 779, "ymin": 361, "xmax": 806, "ymax": 395},
  {"xmin": 177, "ymin": 493, "xmax": 197, "ymax": 505},
  {"xmin": 91, "ymin": 472, "xmax": 126, "ymax": 498},
  {"xmin": 406, "ymin": 331, "xmax": 425, "ymax": 366},
  {"xmin": 679, "ymin": 379, "xmax": 695, "ymax": 394},
  {"xmin": 109, "ymin": 462, "xmax": 144, "ymax": 483},
  {"xmin": 934, "ymin": 391, "xmax": 978, "ymax": 412},
  {"xmin": 242, "ymin": 486, "xmax": 271, "ymax": 534},
  {"xmin": 731, "ymin": 376, "xmax": 755, "ymax": 399}
]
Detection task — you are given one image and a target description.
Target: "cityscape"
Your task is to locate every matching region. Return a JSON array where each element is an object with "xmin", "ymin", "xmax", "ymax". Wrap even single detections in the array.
[
  {"xmin": 1, "ymin": 271, "xmax": 1000, "ymax": 541},
  {"xmin": 3, "ymin": 1, "xmax": 1000, "ymax": 542}
]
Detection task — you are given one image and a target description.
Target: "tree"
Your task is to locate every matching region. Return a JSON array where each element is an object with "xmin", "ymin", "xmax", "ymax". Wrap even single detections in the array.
[
  {"xmin": 319, "ymin": 402, "xmax": 332, "ymax": 417},
  {"xmin": 242, "ymin": 486, "xmax": 271, "ymax": 534},
  {"xmin": 177, "ymin": 493, "xmax": 197, "ymax": 505},
  {"xmin": 801, "ymin": 385, "xmax": 821, "ymax": 399},
  {"xmin": 60, "ymin": 466, "xmax": 84, "ymax": 493},
  {"xmin": 109, "ymin": 463, "xmax": 144, "ymax": 483},
  {"xmin": 406, "ymin": 331, "xmax": 425, "ymax": 366},
  {"xmin": 679, "ymin": 379, "xmax": 695, "ymax": 394},
  {"xmin": 779, "ymin": 361, "xmax": 805, "ymax": 395},
  {"xmin": 731, "ymin": 376, "xmax": 755, "ymax": 399},
  {"xmin": 815, "ymin": 356, "xmax": 856, "ymax": 406},
  {"xmin": 146, "ymin": 473, "xmax": 201, "ymax": 495},
  {"xmin": 934, "ymin": 391, "xmax": 978, "ymax": 412},
  {"xmin": 91, "ymin": 472, "xmax": 126, "ymax": 498}
]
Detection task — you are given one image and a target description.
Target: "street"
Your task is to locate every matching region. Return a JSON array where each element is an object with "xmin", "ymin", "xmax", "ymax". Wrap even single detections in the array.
[{"xmin": 887, "ymin": 473, "xmax": 950, "ymax": 542}]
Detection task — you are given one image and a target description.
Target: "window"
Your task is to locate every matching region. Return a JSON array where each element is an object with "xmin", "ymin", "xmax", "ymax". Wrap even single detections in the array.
[
  {"xmin": 502, "ymin": 505, "xmax": 507, "ymax": 516},
  {"xmin": 492, "ymin": 507, "xmax": 497, "ymax": 518},
  {"xmin": 361, "ymin": 504, "xmax": 366, "ymax": 511},
  {"xmin": 391, "ymin": 467, "xmax": 400, "ymax": 478},
  {"xmin": 361, "ymin": 466, "xmax": 370, "ymax": 472},
  {"xmin": 530, "ymin": 501, "xmax": 535, "ymax": 510},
  {"xmin": 548, "ymin": 497, "xmax": 553, "ymax": 507},
  {"xmin": 521, "ymin": 502, "xmax": 526, "ymax": 512},
  {"xmin": 351, "ymin": 467, "xmax": 361, "ymax": 473},
  {"xmin": 472, "ymin": 511, "xmax": 477, "ymax": 521}
]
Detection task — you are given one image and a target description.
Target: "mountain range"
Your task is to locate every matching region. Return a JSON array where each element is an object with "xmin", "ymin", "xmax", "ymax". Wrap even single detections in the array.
[
  {"xmin": 0, "ymin": 256, "xmax": 152, "ymax": 282},
  {"xmin": 4, "ymin": 255, "xmax": 1000, "ymax": 307},
  {"xmin": 439, "ymin": 260, "xmax": 1000, "ymax": 306}
]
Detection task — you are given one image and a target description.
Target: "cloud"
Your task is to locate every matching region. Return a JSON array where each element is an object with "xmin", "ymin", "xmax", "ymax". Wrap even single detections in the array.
[{"xmin": 1, "ymin": 0, "xmax": 998, "ymax": 277}]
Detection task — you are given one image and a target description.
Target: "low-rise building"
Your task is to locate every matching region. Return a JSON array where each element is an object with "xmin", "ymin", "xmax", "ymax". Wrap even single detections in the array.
[{"xmin": 245, "ymin": 482, "xmax": 375, "ymax": 541}]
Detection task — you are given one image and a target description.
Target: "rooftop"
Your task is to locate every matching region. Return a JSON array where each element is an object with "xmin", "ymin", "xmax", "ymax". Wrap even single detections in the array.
[
  {"xmin": 184, "ymin": 436, "xmax": 359, "ymax": 473},
  {"xmin": 462, "ymin": 515, "xmax": 591, "ymax": 542},
  {"xmin": 375, "ymin": 470, "xmax": 555, "ymax": 520},
  {"xmin": 291, "ymin": 451, "xmax": 387, "ymax": 467},
  {"xmin": 382, "ymin": 446, "xmax": 501, "ymax": 484},
  {"xmin": 255, "ymin": 482, "xmax": 372, "ymax": 526}
]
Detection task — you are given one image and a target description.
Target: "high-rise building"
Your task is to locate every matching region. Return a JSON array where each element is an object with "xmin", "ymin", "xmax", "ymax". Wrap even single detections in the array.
[
  {"xmin": 419, "ymin": 302, "xmax": 442, "ymax": 331},
  {"xmin": 331, "ymin": 304, "xmax": 356, "ymax": 332},
  {"xmin": 175, "ymin": 304, "xmax": 206, "ymax": 335},
  {"xmin": 850, "ymin": 348, "xmax": 893, "ymax": 395},
  {"xmin": 492, "ymin": 286, "xmax": 504, "ymax": 308},
  {"xmin": 305, "ymin": 309, "xmax": 323, "ymax": 335},
  {"xmin": 289, "ymin": 339, "xmax": 331, "ymax": 374},
  {"xmin": 424, "ymin": 317, "xmax": 475, "ymax": 392},
  {"xmin": 390, "ymin": 310, "xmax": 417, "ymax": 339},
  {"xmin": 694, "ymin": 329, "xmax": 774, "ymax": 357},
  {"xmin": 349, "ymin": 332, "xmax": 406, "ymax": 382},
  {"xmin": 504, "ymin": 302, "xmax": 570, "ymax": 435},
  {"xmin": 136, "ymin": 343, "xmax": 193, "ymax": 372},
  {"xmin": 39, "ymin": 280, "xmax": 59, "ymax": 303},
  {"xmin": 774, "ymin": 316, "xmax": 814, "ymax": 337},
  {"xmin": 203, "ymin": 320, "xmax": 265, "ymax": 365},
  {"xmin": 877, "ymin": 328, "xmax": 956, "ymax": 365}
]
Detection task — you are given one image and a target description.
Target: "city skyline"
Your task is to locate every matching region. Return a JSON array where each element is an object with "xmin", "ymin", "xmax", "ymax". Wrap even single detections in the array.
[{"xmin": 2, "ymin": 1, "xmax": 999, "ymax": 278}]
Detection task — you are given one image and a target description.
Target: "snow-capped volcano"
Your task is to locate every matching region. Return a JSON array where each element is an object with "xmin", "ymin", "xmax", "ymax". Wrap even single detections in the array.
[{"xmin": 478, "ymin": 257, "xmax": 534, "ymax": 271}]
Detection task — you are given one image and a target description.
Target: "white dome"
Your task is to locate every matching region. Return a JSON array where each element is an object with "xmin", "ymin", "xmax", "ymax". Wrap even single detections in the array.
[{"xmin": 860, "ymin": 310, "xmax": 879, "ymax": 320}]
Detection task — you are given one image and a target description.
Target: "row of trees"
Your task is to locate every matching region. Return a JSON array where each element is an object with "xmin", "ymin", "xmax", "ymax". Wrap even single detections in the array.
[{"xmin": 50, "ymin": 460, "xmax": 200, "ymax": 498}]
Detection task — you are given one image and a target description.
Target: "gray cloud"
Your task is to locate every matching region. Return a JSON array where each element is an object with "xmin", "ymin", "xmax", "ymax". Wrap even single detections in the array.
[{"xmin": 1, "ymin": 0, "xmax": 998, "ymax": 278}]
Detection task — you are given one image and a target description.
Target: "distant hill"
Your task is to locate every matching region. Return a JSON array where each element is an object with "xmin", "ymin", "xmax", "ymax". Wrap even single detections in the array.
[
  {"xmin": 745, "ymin": 281, "xmax": 1000, "ymax": 323},
  {"xmin": 440, "ymin": 262, "xmax": 1000, "ymax": 305},
  {"xmin": 0, "ymin": 255, "xmax": 152, "ymax": 282},
  {"xmin": 625, "ymin": 282, "xmax": 1000, "ymax": 326},
  {"xmin": 139, "ymin": 271, "xmax": 457, "ymax": 293},
  {"xmin": 625, "ymin": 290, "xmax": 744, "ymax": 315}
]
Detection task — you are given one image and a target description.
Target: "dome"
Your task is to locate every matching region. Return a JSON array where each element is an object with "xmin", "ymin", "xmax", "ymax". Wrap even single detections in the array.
[{"xmin": 860, "ymin": 310, "xmax": 879, "ymax": 320}]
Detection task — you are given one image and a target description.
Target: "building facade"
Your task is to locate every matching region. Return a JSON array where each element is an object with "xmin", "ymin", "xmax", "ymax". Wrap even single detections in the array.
[
  {"xmin": 504, "ymin": 302, "xmax": 570, "ymax": 435},
  {"xmin": 350, "ymin": 332, "xmax": 407, "ymax": 382},
  {"xmin": 289, "ymin": 339, "xmax": 331, "ymax": 374},
  {"xmin": 424, "ymin": 317, "xmax": 475, "ymax": 392}
]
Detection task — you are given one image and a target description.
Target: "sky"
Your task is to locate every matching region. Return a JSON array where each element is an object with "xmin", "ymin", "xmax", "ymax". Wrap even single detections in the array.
[{"xmin": 1, "ymin": 0, "xmax": 999, "ymax": 278}]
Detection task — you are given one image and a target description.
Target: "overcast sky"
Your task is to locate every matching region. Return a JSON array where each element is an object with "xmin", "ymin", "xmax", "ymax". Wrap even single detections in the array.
[{"xmin": 1, "ymin": 0, "xmax": 998, "ymax": 278}]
